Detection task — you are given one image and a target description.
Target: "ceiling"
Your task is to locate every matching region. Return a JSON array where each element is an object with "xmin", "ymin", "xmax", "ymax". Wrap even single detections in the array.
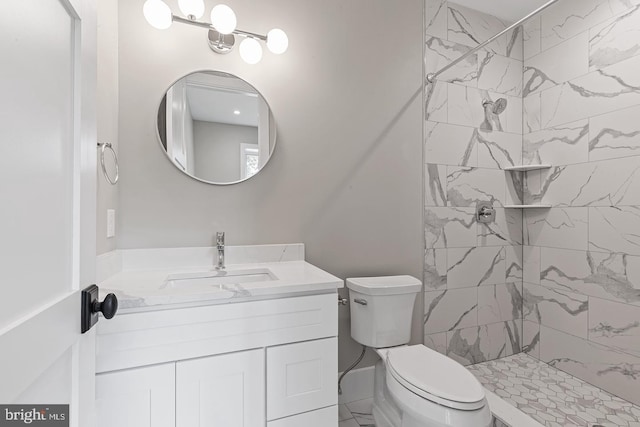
[
  {"xmin": 186, "ymin": 86, "xmax": 259, "ymax": 128},
  {"xmin": 450, "ymin": 0, "xmax": 550, "ymax": 22}
]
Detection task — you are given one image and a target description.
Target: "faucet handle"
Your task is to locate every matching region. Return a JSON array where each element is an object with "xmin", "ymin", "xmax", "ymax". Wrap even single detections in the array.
[{"xmin": 216, "ymin": 232, "xmax": 225, "ymax": 245}]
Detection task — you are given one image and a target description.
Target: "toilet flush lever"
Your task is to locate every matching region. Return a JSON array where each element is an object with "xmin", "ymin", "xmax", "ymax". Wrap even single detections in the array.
[{"xmin": 354, "ymin": 298, "xmax": 368, "ymax": 306}]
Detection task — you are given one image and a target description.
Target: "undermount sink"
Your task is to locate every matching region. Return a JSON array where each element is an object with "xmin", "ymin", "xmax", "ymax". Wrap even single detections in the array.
[{"xmin": 165, "ymin": 268, "xmax": 276, "ymax": 289}]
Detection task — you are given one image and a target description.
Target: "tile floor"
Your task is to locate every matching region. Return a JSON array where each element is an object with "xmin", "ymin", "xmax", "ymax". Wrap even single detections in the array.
[
  {"xmin": 468, "ymin": 353, "xmax": 640, "ymax": 427},
  {"xmin": 339, "ymin": 398, "xmax": 375, "ymax": 427}
]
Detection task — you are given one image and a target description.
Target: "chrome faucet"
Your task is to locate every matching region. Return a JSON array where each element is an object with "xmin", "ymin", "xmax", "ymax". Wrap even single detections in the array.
[{"xmin": 215, "ymin": 232, "xmax": 225, "ymax": 270}]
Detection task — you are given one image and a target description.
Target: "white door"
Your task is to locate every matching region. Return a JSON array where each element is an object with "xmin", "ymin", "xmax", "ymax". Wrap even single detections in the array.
[{"xmin": 0, "ymin": 0, "xmax": 98, "ymax": 425}]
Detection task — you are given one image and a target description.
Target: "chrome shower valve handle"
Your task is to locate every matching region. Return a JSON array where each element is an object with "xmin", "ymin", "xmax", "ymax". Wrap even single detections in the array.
[{"xmin": 476, "ymin": 202, "xmax": 496, "ymax": 224}]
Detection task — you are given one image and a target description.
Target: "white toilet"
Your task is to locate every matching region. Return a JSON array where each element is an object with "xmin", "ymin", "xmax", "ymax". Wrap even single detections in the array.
[{"xmin": 346, "ymin": 276, "xmax": 492, "ymax": 427}]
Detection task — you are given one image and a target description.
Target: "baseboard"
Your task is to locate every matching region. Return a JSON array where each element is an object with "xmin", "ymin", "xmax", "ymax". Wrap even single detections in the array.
[{"xmin": 339, "ymin": 365, "xmax": 375, "ymax": 404}]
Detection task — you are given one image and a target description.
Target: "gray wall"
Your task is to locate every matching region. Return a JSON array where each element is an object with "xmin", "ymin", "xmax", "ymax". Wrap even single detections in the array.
[
  {"xmin": 117, "ymin": 0, "xmax": 424, "ymax": 370},
  {"xmin": 96, "ymin": 0, "xmax": 119, "ymax": 255},
  {"xmin": 193, "ymin": 121, "xmax": 258, "ymax": 183}
]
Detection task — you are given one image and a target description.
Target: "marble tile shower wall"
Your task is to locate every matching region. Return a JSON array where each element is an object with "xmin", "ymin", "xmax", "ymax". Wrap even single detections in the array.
[
  {"xmin": 520, "ymin": 0, "xmax": 640, "ymax": 406},
  {"xmin": 423, "ymin": 1, "xmax": 525, "ymax": 367}
]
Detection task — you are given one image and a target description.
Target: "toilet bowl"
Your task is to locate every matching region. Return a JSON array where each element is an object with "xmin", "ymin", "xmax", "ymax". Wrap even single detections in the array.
[
  {"xmin": 346, "ymin": 276, "xmax": 492, "ymax": 427},
  {"xmin": 375, "ymin": 345, "xmax": 491, "ymax": 427}
]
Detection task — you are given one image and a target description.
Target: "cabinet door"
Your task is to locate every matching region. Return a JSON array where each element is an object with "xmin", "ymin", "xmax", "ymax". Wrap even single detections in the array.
[
  {"xmin": 176, "ymin": 349, "xmax": 265, "ymax": 427},
  {"xmin": 96, "ymin": 363, "xmax": 175, "ymax": 427},
  {"xmin": 267, "ymin": 338, "xmax": 338, "ymax": 420}
]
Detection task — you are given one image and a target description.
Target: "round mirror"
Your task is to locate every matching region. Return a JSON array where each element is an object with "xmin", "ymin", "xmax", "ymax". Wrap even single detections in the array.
[{"xmin": 156, "ymin": 71, "xmax": 276, "ymax": 185}]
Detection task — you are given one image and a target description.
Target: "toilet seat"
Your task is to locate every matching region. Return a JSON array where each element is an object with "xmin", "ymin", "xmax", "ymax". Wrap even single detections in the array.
[{"xmin": 385, "ymin": 345, "xmax": 486, "ymax": 411}]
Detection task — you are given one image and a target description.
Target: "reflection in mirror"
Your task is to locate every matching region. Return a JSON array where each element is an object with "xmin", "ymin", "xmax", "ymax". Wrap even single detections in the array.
[{"xmin": 157, "ymin": 71, "xmax": 276, "ymax": 185}]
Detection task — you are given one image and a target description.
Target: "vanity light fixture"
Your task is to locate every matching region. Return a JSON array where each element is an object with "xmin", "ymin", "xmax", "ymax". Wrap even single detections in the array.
[{"xmin": 142, "ymin": 0, "xmax": 289, "ymax": 65}]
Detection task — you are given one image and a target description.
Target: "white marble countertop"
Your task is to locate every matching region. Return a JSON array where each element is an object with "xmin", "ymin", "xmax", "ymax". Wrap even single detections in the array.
[{"xmin": 99, "ymin": 260, "xmax": 343, "ymax": 312}]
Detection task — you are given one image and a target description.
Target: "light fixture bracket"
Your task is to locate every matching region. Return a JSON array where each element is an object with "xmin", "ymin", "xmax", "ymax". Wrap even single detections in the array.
[{"xmin": 208, "ymin": 29, "xmax": 235, "ymax": 54}]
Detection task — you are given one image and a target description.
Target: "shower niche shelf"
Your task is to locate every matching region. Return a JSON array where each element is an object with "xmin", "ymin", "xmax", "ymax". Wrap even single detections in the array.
[
  {"xmin": 503, "ymin": 164, "xmax": 552, "ymax": 172},
  {"xmin": 503, "ymin": 164, "xmax": 553, "ymax": 209}
]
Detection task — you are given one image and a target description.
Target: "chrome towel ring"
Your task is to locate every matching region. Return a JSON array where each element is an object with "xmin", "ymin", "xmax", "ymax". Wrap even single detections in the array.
[{"xmin": 98, "ymin": 142, "xmax": 119, "ymax": 185}]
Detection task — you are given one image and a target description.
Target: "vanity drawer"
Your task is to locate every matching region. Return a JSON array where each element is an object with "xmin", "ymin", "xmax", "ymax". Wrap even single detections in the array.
[
  {"xmin": 267, "ymin": 405, "xmax": 337, "ymax": 427},
  {"xmin": 266, "ymin": 337, "xmax": 338, "ymax": 420},
  {"xmin": 97, "ymin": 293, "xmax": 337, "ymax": 373}
]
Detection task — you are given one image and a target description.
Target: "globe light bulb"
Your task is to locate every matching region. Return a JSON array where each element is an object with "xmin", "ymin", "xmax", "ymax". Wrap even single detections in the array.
[
  {"xmin": 210, "ymin": 4, "xmax": 237, "ymax": 35},
  {"xmin": 143, "ymin": 0, "xmax": 173, "ymax": 30},
  {"xmin": 178, "ymin": 0, "xmax": 205, "ymax": 19},
  {"xmin": 267, "ymin": 28, "xmax": 288, "ymax": 54},
  {"xmin": 239, "ymin": 38, "xmax": 263, "ymax": 64}
]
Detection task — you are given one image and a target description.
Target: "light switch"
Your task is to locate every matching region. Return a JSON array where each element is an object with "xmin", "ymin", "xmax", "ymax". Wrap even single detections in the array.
[{"xmin": 107, "ymin": 209, "xmax": 116, "ymax": 238}]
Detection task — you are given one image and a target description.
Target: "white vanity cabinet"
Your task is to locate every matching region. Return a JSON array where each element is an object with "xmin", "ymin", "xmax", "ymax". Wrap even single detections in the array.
[
  {"xmin": 95, "ymin": 293, "xmax": 338, "ymax": 427},
  {"xmin": 177, "ymin": 349, "xmax": 265, "ymax": 426},
  {"xmin": 96, "ymin": 363, "xmax": 175, "ymax": 427},
  {"xmin": 267, "ymin": 338, "xmax": 338, "ymax": 420}
]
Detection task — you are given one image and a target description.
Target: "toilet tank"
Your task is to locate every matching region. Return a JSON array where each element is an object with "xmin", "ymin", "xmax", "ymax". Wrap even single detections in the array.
[{"xmin": 346, "ymin": 276, "xmax": 422, "ymax": 348}]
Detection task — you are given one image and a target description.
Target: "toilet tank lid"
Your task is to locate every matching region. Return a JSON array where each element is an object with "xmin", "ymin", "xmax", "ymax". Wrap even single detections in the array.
[{"xmin": 346, "ymin": 275, "xmax": 422, "ymax": 295}]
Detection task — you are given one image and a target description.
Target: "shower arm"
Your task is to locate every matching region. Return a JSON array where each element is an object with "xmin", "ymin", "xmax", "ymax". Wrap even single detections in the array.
[{"xmin": 426, "ymin": 0, "xmax": 560, "ymax": 84}]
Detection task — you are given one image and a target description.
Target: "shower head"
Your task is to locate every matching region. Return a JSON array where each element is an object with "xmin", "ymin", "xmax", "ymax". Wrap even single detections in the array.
[{"xmin": 483, "ymin": 98, "xmax": 508, "ymax": 115}]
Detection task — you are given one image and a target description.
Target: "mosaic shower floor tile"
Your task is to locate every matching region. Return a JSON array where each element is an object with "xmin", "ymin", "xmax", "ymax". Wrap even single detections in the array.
[{"xmin": 468, "ymin": 353, "xmax": 640, "ymax": 427}]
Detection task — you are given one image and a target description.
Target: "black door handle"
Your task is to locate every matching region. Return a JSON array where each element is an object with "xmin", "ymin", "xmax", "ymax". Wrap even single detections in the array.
[
  {"xmin": 92, "ymin": 293, "xmax": 118, "ymax": 319},
  {"xmin": 81, "ymin": 285, "xmax": 118, "ymax": 333}
]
